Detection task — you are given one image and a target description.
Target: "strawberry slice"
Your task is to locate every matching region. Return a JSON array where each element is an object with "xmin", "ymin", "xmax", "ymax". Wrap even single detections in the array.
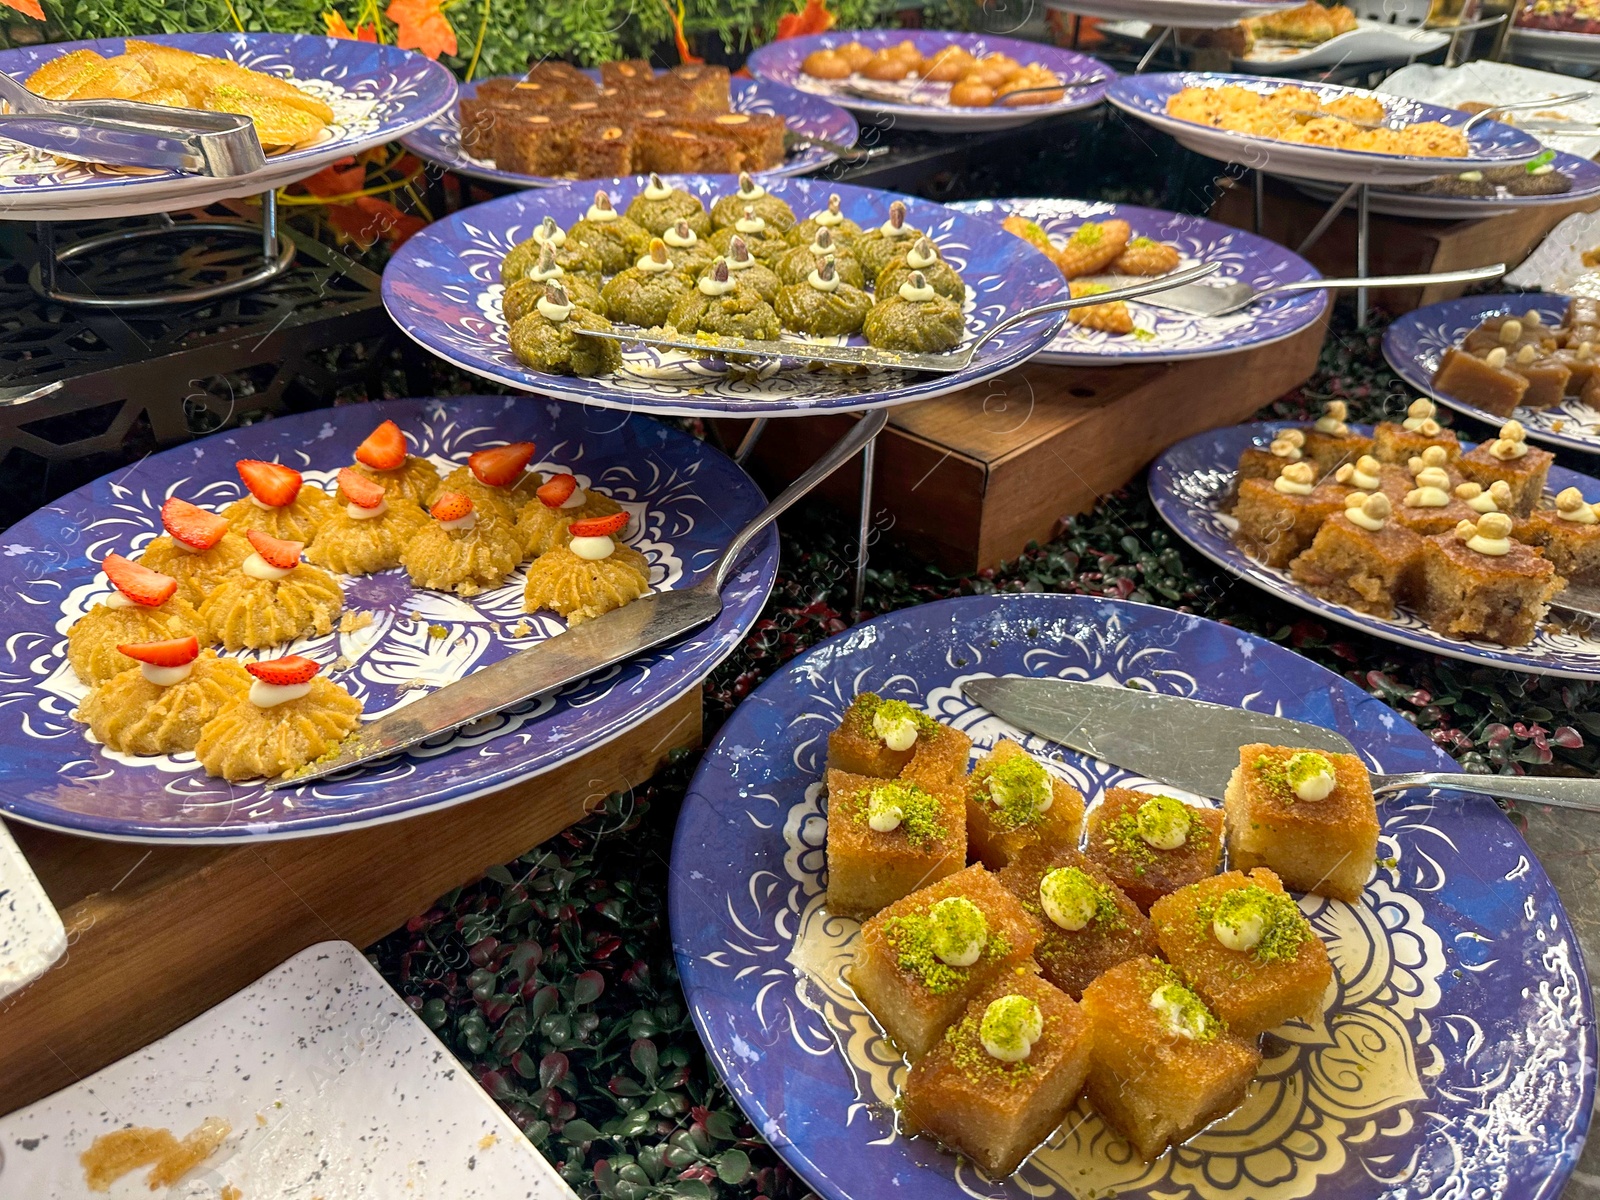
[
  {"xmin": 236, "ymin": 459, "xmax": 303, "ymax": 508},
  {"xmin": 569, "ymin": 511, "xmax": 628, "ymax": 539},
  {"xmin": 104, "ymin": 553, "xmax": 177, "ymax": 607},
  {"xmin": 355, "ymin": 419, "xmax": 408, "ymax": 471},
  {"xmin": 117, "ymin": 636, "xmax": 199, "ymax": 668},
  {"xmin": 430, "ymin": 491, "xmax": 475, "ymax": 522},
  {"xmin": 468, "ymin": 442, "xmax": 536, "ymax": 488},
  {"xmin": 161, "ymin": 497, "xmax": 230, "ymax": 551},
  {"xmin": 246, "ymin": 654, "xmax": 320, "ymax": 686},
  {"xmin": 338, "ymin": 467, "xmax": 387, "ymax": 510},
  {"xmin": 246, "ymin": 528, "xmax": 303, "ymax": 569},
  {"xmin": 537, "ymin": 473, "xmax": 578, "ymax": 508}
]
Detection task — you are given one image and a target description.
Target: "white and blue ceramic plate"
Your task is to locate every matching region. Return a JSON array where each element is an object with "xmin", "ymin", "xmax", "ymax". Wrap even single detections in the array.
[
  {"xmin": 0, "ymin": 34, "xmax": 457, "ymax": 221},
  {"xmin": 670, "ymin": 593, "xmax": 1593, "ymax": 1200},
  {"xmin": 382, "ymin": 175, "xmax": 1067, "ymax": 418},
  {"xmin": 1382, "ymin": 293, "xmax": 1599, "ymax": 453},
  {"xmin": 0, "ymin": 941, "xmax": 573, "ymax": 1198},
  {"xmin": 400, "ymin": 74, "xmax": 859, "ymax": 186},
  {"xmin": 1291, "ymin": 149, "xmax": 1600, "ymax": 218},
  {"xmin": 0, "ymin": 395, "xmax": 777, "ymax": 843},
  {"xmin": 950, "ymin": 196, "xmax": 1328, "ymax": 364},
  {"xmin": 1511, "ymin": 25, "xmax": 1600, "ymax": 67},
  {"xmin": 1044, "ymin": 0, "xmax": 1295, "ymax": 30},
  {"xmin": 746, "ymin": 30, "xmax": 1114, "ymax": 133},
  {"xmin": 1151, "ymin": 420, "xmax": 1600, "ymax": 677},
  {"xmin": 1109, "ymin": 73, "xmax": 1544, "ymax": 184}
]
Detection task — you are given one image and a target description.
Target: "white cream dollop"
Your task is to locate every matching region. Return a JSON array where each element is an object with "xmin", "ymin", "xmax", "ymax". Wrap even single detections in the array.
[
  {"xmin": 735, "ymin": 213, "xmax": 766, "ymax": 235},
  {"xmin": 242, "ymin": 552, "xmax": 293, "ymax": 582},
  {"xmin": 813, "ymin": 197, "xmax": 845, "ymax": 226},
  {"xmin": 1038, "ymin": 868, "xmax": 1097, "ymax": 932},
  {"xmin": 699, "ymin": 272, "xmax": 736, "ymax": 297},
  {"xmin": 141, "ymin": 661, "xmax": 193, "ymax": 687},
  {"xmin": 664, "ymin": 225, "xmax": 698, "ymax": 249},
  {"xmin": 249, "ymin": 679, "xmax": 311, "ymax": 708},
  {"xmin": 1402, "ymin": 399, "xmax": 1437, "ymax": 432},
  {"xmin": 906, "ymin": 242, "xmax": 938, "ymax": 270},
  {"xmin": 106, "ymin": 590, "xmax": 136, "ymax": 610},
  {"xmin": 807, "ymin": 268, "xmax": 841, "ymax": 292},
  {"xmin": 1557, "ymin": 486, "xmax": 1598, "ymax": 524},
  {"xmin": 1149, "ymin": 983, "xmax": 1210, "ymax": 1041},
  {"xmin": 346, "ymin": 496, "xmax": 388, "ymax": 520},
  {"xmin": 530, "ymin": 259, "xmax": 564, "ymax": 283},
  {"xmin": 571, "ymin": 534, "xmax": 615, "ymax": 560},
  {"xmin": 250, "ymin": 494, "xmax": 276, "ymax": 510},
  {"xmin": 439, "ymin": 511, "xmax": 478, "ymax": 532},
  {"xmin": 585, "ymin": 199, "xmax": 619, "ymax": 223},
  {"xmin": 636, "ymin": 252, "xmax": 673, "ymax": 275},
  {"xmin": 980, "ymin": 996, "xmax": 1043, "ymax": 1063},
  {"xmin": 872, "ymin": 708, "xmax": 919, "ymax": 752},
  {"xmin": 642, "ymin": 176, "xmax": 674, "ymax": 201},
  {"xmin": 533, "ymin": 219, "xmax": 568, "ymax": 248},
  {"xmin": 867, "ymin": 792, "xmax": 903, "ymax": 833},
  {"xmin": 879, "ymin": 215, "xmax": 912, "ymax": 237},
  {"xmin": 538, "ymin": 293, "xmax": 572, "ymax": 322},
  {"xmin": 1344, "ymin": 492, "xmax": 1390, "ymax": 532},
  {"xmin": 736, "ymin": 175, "xmax": 767, "ymax": 200},
  {"xmin": 560, "ymin": 486, "xmax": 589, "ymax": 509},
  {"xmin": 898, "ymin": 278, "xmax": 936, "ymax": 302},
  {"xmin": 1273, "ymin": 466, "xmax": 1315, "ymax": 496},
  {"xmin": 1314, "ymin": 401, "xmax": 1348, "ymax": 435},
  {"xmin": 1213, "ymin": 906, "xmax": 1266, "ymax": 952}
]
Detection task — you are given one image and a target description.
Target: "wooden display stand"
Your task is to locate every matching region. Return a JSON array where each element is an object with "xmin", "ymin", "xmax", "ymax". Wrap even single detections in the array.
[
  {"xmin": 1212, "ymin": 175, "xmax": 1600, "ymax": 315},
  {"xmin": 714, "ymin": 315, "xmax": 1327, "ymax": 574},
  {"xmin": 0, "ymin": 688, "xmax": 702, "ymax": 1118}
]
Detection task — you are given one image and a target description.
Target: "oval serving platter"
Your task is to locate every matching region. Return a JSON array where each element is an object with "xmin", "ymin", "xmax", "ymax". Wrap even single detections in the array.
[
  {"xmin": 0, "ymin": 395, "xmax": 777, "ymax": 843},
  {"xmin": 1290, "ymin": 149, "xmax": 1600, "ymax": 219},
  {"xmin": 381, "ymin": 174, "xmax": 1067, "ymax": 418},
  {"xmin": 670, "ymin": 592, "xmax": 1593, "ymax": 1200},
  {"xmin": 1042, "ymin": 0, "xmax": 1297, "ymax": 29},
  {"xmin": 1151, "ymin": 419, "xmax": 1600, "ymax": 677},
  {"xmin": 400, "ymin": 75, "xmax": 859, "ymax": 186},
  {"xmin": 950, "ymin": 196, "xmax": 1328, "ymax": 365}
]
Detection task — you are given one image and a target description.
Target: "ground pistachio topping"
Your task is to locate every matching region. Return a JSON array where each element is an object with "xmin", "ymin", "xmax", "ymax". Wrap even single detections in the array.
[
  {"xmin": 1135, "ymin": 794, "xmax": 1191, "ymax": 850},
  {"xmin": 980, "ymin": 994, "xmax": 1044, "ymax": 1062},
  {"xmin": 872, "ymin": 699, "xmax": 923, "ymax": 751},
  {"xmin": 1200, "ymin": 884, "xmax": 1312, "ymax": 961},
  {"xmin": 1039, "ymin": 866, "xmax": 1117, "ymax": 932},
  {"xmin": 928, "ymin": 896, "xmax": 989, "ymax": 967},
  {"xmin": 1285, "ymin": 751, "xmax": 1335, "ymax": 801},
  {"xmin": 975, "ymin": 752, "xmax": 1053, "ymax": 830},
  {"xmin": 884, "ymin": 906, "xmax": 1010, "ymax": 994},
  {"xmin": 1149, "ymin": 978, "xmax": 1218, "ymax": 1042},
  {"xmin": 856, "ymin": 781, "xmax": 945, "ymax": 847},
  {"xmin": 849, "ymin": 693, "xmax": 938, "ymax": 746}
]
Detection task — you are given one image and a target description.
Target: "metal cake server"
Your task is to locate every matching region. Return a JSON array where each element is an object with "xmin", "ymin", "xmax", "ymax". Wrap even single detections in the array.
[
  {"xmin": 961, "ymin": 676, "xmax": 1600, "ymax": 816},
  {"xmin": 581, "ymin": 260, "xmax": 1219, "ymax": 373},
  {"xmin": 0, "ymin": 71, "xmax": 265, "ymax": 177},
  {"xmin": 1072, "ymin": 263, "xmax": 1505, "ymax": 320},
  {"xmin": 270, "ymin": 407, "xmax": 889, "ymax": 790}
]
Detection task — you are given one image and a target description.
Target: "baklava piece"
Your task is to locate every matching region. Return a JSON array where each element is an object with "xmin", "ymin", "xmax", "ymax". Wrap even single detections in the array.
[
  {"xmin": 1413, "ymin": 514, "xmax": 1562, "ymax": 646},
  {"xmin": 825, "ymin": 769, "xmax": 966, "ymax": 919},
  {"xmin": 1084, "ymin": 788, "xmax": 1223, "ymax": 912}
]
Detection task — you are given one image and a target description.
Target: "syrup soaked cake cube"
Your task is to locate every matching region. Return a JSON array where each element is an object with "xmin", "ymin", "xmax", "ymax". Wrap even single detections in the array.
[
  {"xmin": 998, "ymin": 845, "xmax": 1158, "ymax": 999},
  {"xmin": 827, "ymin": 693, "xmax": 936, "ymax": 779},
  {"xmin": 963, "ymin": 738, "xmax": 1085, "ymax": 870},
  {"xmin": 1456, "ymin": 420, "xmax": 1554, "ymax": 517},
  {"xmin": 825, "ymin": 769, "xmax": 966, "ymax": 919},
  {"xmin": 1231, "ymin": 467, "xmax": 1346, "ymax": 569},
  {"xmin": 1080, "ymin": 958, "xmax": 1260, "ymax": 1160},
  {"xmin": 1234, "ymin": 428, "xmax": 1308, "ymax": 485},
  {"xmin": 1432, "ymin": 347, "xmax": 1529, "ymax": 418},
  {"xmin": 1372, "ymin": 399, "xmax": 1460, "ymax": 465},
  {"xmin": 1289, "ymin": 493, "xmax": 1422, "ymax": 619},
  {"xmin": 1149, "ymin": 868, "xmax": 1333, "ymax": 1038},
  {"xmin": 1084, "ymin": 788, "xmax": 1223, "ymax": 912},
  {"xmin": 849, "ymin": 864, "xmax": 1041, "ymax": 1059},
  {"xmin": 1518, "ymin": 487, "xmax": 1600, "ymax": 583},
  {"xmin": 1300, "ymin": 401, "xmax": 1373, "ymax": 478},
  {"xmin": 901, "ymin": 971, "xmax": 1093, "ymax": 1177},
  {"xmin": 1414, "ymin": 515, "xmax": 1562, "ymax": 647},
  {"xmin": 1223, "ymin": 745, "xmax": 1379, "ymax": 903}
]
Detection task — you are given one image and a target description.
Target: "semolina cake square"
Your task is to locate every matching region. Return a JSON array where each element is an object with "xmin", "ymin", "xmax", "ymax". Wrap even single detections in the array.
[
  {"xmin": 998, "ymin": 845, "xmax": 1157, "ymax": 999},
  {"xmin": 1456, "ymin": 438, "xmax": 1554, "ymax": 518},
  {"xmin": 1223, "ymin": 745, "xmax": 1379, "ymax": 903},
  {"xmin": 1080, "ymin": 957, "xmax": 1261, "ymax": 1160},
  {"xmin": 1231, "ymin": 471, "xmax": 1346, "ymax": 570},
  {"xmin": 1288, "ymin": 504, "xmax": 1423, "ymax": 619},
  {"xmin": 963, "ymin": 738, "xmax": 1085, "ymax": 870},
  {"xmin": 899, "ymin": 724, "xmax": 975, "ymax": 790},
  {"xmin": 1412, "ymin": 528, "xmax": 1562, "ymax": 648},
  {"xmin": 901, "ymin": 970, "xmax": 1093, "ymax": 1177},
  {"xmin": 848, "ymin": 864, "xmax": 1041, "ymax": 1060},
  {"xmin": 1084, "ymin": 788, "xmax": 1223, "ymax": 912},
  {"xmin": 1371, "ymin": 402, "xmax": 1461, "ymax": 465},
  {"xmin": 826, "ymin": 693, "xmax": 936, "ymax": 779},
  {"xmin": 1149, "ymin": 868, "xmax": 1333, "ymax": 1038},
  {"xmin": 1518, "ymin": 495, "xmax": 1600, "ymax": 583},
  {"xmin": 825, "ymin": 768, "xmax": 966, "ymax": 920},
  {"xmin": 1234, "ymin": 428, "xmax": 1308, "ymax": 485}
]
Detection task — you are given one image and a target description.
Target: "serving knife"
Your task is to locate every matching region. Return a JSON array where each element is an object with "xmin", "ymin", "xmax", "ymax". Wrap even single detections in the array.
[
  {"xmin": 960, "ymin": 676, "xmax": 1600, "ymax": 815},
  {"xmin": 270, "ymin": 407, "xmax": 888, "ymax": 790}
]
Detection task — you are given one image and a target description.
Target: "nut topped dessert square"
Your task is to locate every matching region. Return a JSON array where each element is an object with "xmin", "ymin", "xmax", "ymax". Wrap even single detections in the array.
[
  {"xmin": 1372, "ymin": 399, "xmax": 1460, "ymax": 465},
  {"xmin": 1518, "ymin": 487, "xmax": 1600, "ymax": 584},
  {"xmin": 827, "ymin": 693, "xmax": 937, "ymax": 779},
  {"xmin": 963, "ymin": 737, "xmax": 1085, "ymax": 870},
  {"xmin": 1084, "ymin": 788, "xmax": 1223, "ymax": 912},
  {"xmin": 825, "ymin": 768, "xmax": 966, "ymax": 920},
  {"xmin": 1413, "ymin": 514, "xmax": 1563, "ymax": 647},
  {"xmin": 1300, "ymin": 401, "xmax": 1373, "ymax": 477},
  {"xmin": 1289, "ymin": 491, "xmax": 1422, "ymax": 619},
  {"xmin": 1232, "ymin": 464, "xmax": 1348, "ymax": 569},
  {"xmin": 1456, "ymin": 420, "xmax": 1554, "ymax": 517}
]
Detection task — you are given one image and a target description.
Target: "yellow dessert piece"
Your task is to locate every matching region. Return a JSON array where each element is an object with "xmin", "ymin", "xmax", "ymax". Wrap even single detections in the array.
[
  {"xmin": 306, "ymin": 501, "xmax": 431, "ymax": 575},
  {"xmin": 199, "ymin": 563, "xmax": 344, "ymax": 650},
  {"xmin": 824, "ymin": 768, "xmax": 966, "ymax": 919},
  {"xmin": 963, "ymin": 737, "xmax": 1085, "ymax": 869},
  {"xmin": 136, "ymin": 531, "xmax": 251, "ymax": 606},
  {"xmin": 220, "ymin": 487, "xmax": 335, "ymax": 543},
  {"xmin": 66, "ymin": 599, "xmax": 209, "ymax": 687},
  {"xmin": 77, "ymin": 650, "xmax": 251, "ymax": 755},
  {"xmin": 401, "ymin": 512, "xmax": 526, "ymax": 597},
  {"xmin": 523, "ymin": 543, "xmax": 650, "ymax": 626},
  {"xmin": 195, "ymin": 676, "xmax": 362, "ymax": 781}
]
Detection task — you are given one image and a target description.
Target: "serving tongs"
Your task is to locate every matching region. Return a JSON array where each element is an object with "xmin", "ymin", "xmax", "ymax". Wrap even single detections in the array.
[
  {"xmin": 0, "ymin": 71, "xmax": 265, "ymax": 177},
  {"xmin": 582, "ymin": 261, "xmax": 1221, "ymax": 374}
]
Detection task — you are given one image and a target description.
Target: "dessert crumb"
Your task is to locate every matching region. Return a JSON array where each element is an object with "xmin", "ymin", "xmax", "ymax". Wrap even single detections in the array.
[{"xmin": 339, "ymin": 609, "xmax": 375, "ymax": 634}]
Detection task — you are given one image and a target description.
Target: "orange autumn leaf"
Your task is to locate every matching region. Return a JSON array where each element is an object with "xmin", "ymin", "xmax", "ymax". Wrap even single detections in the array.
[
  {"xmin": 2, "ymin": 0, "xmax": 46, "ymax": 20},
  {"xmin": 386, "ymin": 0, "xmax": 458, "ymax": 59},
  {"xmin": 298, "ymin": 156, "xmax": 365, "ymax": 197},
  {"xmin": 324, "ymin": 11, "xmax": 379, "ymax": 41},
  {"xmin": 662, "ymin": 0, "xmax": 703, "ymax": 64},
  {"xmin": 327, "ymin": 195, "xmax": 425, "ymax": 249},
  {"xmin": 776, "ymin": 0, "xmax": 834, "ymax": 40}
]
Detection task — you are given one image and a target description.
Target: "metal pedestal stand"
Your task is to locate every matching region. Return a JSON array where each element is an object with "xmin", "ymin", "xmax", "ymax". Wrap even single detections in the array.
[{"xmin": 1285, "ymin": 179, "xmax": 1374, "ymax": 323}]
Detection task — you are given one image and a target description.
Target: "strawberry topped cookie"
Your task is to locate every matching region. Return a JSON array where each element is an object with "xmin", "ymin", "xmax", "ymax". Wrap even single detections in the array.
[
  {"xmin": 307, "ymin": 468, "xmax": 430, "ymax": 575},
  {"xmin": 76, "ymin": 636, "xmax": 251, "ymax": 756},
  {"xmin": 338, "ymin": 419, "xmax": 441, "ymax": 506},
  {"xmin": 200, "ymin": 529, "xmax": 344, "ymax": 650},
  {"xmin": 137, "ymin": 497, "xmax": 252, "ymax": 605},
  {"xmin": 67, "ymin": 554, "xmax": 210, "ymax": 686},
  {"xmin": 221, "ymin": 459, "xmax": 335, "ymax": 544},
  {"xmin": 523, "ymin": 510, "xmax": 650, "ymax": 626},
  {"xmin": 195, "ymin": 654, "xmax": 363, "ymax": 781},
  {"xmin": 517, "ymin": 472, "xmax": 625, "ymax": 557},
  {"xmin": 434, "ymin": 441, "xmax": 541, "ymax": 524},
  {"xmin": 400, "ymin": 492, "xmax": 525, "ymax": 597}
]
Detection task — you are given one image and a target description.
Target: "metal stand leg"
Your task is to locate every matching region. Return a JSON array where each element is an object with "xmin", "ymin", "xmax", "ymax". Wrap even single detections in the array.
[
  {"xmin": 853, "ymin": 432, "xmax": 878, "ymax": 614},
  {"xmin": 1252, "ymin": 170, "xmax": 1265, "ymax": 236},
  {"xmin": 735, "ymin": 417, "xmax": 768, "ymax": 466},
  {"xmin": 1296, "ymin": 181, "xmax": 1360, "ymax": 256},
  {"xmin": 1355, "ymin": 183, "xmax": 1370, "ymax": 327},
  {"xmin": 35, "ymin": 221, "xmax": 56, "ymax": 296},
  {"xmin": 1136, "ymin": 27, "xmax": 1173, "ymax": 73}
]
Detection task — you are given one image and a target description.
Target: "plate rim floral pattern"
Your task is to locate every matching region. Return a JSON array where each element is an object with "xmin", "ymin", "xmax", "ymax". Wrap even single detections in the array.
[
  {"xmin": 398, "ymin": 74, "xmax": 860, "ymax": 187},
  {"xmin": 0, "ymin": 394, "xmax": 778, "ymax": 844},
  {"xmin": 950, "ymin": 196, "xmax": 1329, "ymax": 364},
  {"xmin": 1383, "ymin": 292, "xmax": 1600, "ymax": 453},
  {"xmin": 668, "ymin": 592, "xmax": 1594, "ymax": 1200},
  {"xmin": 1150, "ymin": 419, "xmax": 1600, "ymax": 677},
  {"xmin": 380, "ymin": 174, "xmax": 1069, "ymax": 418}
]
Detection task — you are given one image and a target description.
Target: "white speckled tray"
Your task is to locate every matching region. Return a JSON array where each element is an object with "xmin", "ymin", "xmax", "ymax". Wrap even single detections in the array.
[
  {"xmin": 0, "ymin": 941, "xmax": 574, "ymax": 1199},
  {"xmin": 0, "ymin": 822, "xmax": 63, "ymax": 1004}
]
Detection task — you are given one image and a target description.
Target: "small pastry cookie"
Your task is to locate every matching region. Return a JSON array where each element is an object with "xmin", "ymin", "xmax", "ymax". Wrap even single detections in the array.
[
  {"xmin": 402, "ymin": 492, "xmax": 526, "ymax": 596},
  {"xmin": 434, "ymin": 441, "xmax": 540, "ymax": 524},
  {"xmin": 195, "ymin": 654, "xmax": 362, "ymax": 782},
  {"xmin": 338, "ymin": 418, "xmax": 441, "ymax": 506},
  {"xmin": 77, "ymin": 638, "xmax": 250, "ymax": 756},
  {"xmin": 200, "ymin": 530, "xmax": 344, "ymax": 650},
  {"xmin": 307, "ymin": 468, "xmax": 430, "ymax": 575},
  {"xmin": 517, "ymin": 472, "xmax": 624, "ymax": 557},
  {"xmin": 709, "ymin": 172, "xmax": 797, "ymax": 232},
  {"xmin": 137, "ymin": 497, "xmax": 251, "ymax": 606},
  {"xmin": 68, "ymin": 554, "xmax": 209, "ymax": 687},
  {"xmin": 221, "ymin": 459, "xmax": 335, "ymax": 544},
  {"xmin": 524, "ymin": 510, "xmax": 650, "ymax": 626}
]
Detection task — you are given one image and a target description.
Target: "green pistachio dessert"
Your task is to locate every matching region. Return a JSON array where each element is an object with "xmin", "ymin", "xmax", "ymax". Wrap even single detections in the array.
[
  {"xmin": 600, "ymin": 237, "xmax": 693, "ymax": 328},
  {"xmin": 502, "ymin": 243, "xmax": 603, "ymax": 324},
  {"xmin": 876, "ymin": 236, "xmax": 966, "ymax": 304},
  {"xmin": 660, "ymin": 218, "xmax": 717, "ymax": 276},
  {"xmin": 568, "ymin": 191, "xmax": 650, "ymax": 275},
  {"xmin": 863, "ymin": 271, "xmax": 965, "ymax": 353},
  {"xmin": 667, "ymin": 258, "xmax": 782, "ymax": 340},
  {"xmin": 773, "ymin": 226, "xmax": 864, "ymax": 288},
  {"xmin": 501, "ymin": 216, "xmax": 603, "ymax": 284},
  {"xmin": 508, "ymin": 282, "xmax": 623, "ymax": 377},
  {"xmin": 706, "ymin": 235, "xmax": 782, "ymax": 303},
  {"xmin": 624, "ymin": 173, "xmax": 711, "ymax": 237},
  {"xmin": 789, "ymin": 192, "xmax": 864, "ymax": 248},
  {"xmin": 709, "ymin": 172, "xmax": 797, "ymax": 232},
  {"xmin": 853, "ymin": 199, "xmax": 924, "ymax": 285},
  {"xmin": 775, "ymin": 256, "xmax": 872, "ymax": 337},
  {"xmin": 708, "ymin": 205, "xmax": 790, "ymax": 262}
]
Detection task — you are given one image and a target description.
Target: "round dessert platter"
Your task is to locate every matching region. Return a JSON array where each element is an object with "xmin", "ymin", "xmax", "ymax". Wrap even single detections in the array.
[
  {"xmin": 380, "ymin": 174, "xmax": 1069, "ymax": 418},
  {"xmin": 1042, "ymin": 0, "xmax": 1297, "ymax": 28},
  {"xmin": 670, "ymin": 591, "xmax": 1592, "ymax": 1200},
  {"xmin": 744, "ymin": 30, "xmax": 1114, "ymax": 133},
  {"xmin": 1290, "ymin": 149, "xmax": 1600, "ymax": 218},
  {"xmin": 1108, "ymin": 72, "xmax": 1544, "ymax": 184},
  {"xmin": 1510, "ymin": 25, "xmax": 1600, "ymax": 66},
  {"xmin": 1383, "ymin": 293, "xmax": 1600, "ymax": 454},
  {"xmin": 399, "ymin": 74, "xmax": 860, "ymax": 187},
  {"xmin": 0, "ymin": 33, "xmax": 458, "ymax": 223},
  {"xmin": 950, "ymin": 196, "xmax": 1327, "ymax": 364},
  {"xmin": 1151, "ymin": 420, "xmax": 1600, "ymax": 677},
  {"xmin": 0, "ymin": 395, "xmax": 778, "ymax": 843}
]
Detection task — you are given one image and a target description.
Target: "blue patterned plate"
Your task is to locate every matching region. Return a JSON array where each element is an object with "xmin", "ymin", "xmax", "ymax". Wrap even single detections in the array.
[
  {"xmin": 1292, "ymin": 149, "xmax": 1600, "ymax": 218},
  {"xmin": 0, "ymin": 395, "xmax": 776, "ymax": 843},
  {"xmin": 0, "ymin": 34, "xmax": 457, "ymax": 219},
  {"xmin": 1110, "ymin": 73, "xmax": 1544, "ymax": 185},
  {"xmin": 381, "ymin": 175, "xmax": 1067, "ymax": 417},
  {"xmin": 950, "ymin": 196, "xmax": 1327, "ymax": 364},
  {"xmin": 1151, "ymin": 420, "xmax": 1600, "ymax": 677},
  {"xmin": 746, "ymin": 30, "xmax": 1113, "ymax": 133},
  {"xmin": 400, "ymin": 75, "xmax": 859, "ymax": 186},
  {"xmin": 1382, "ymin": 293, "xmax": 1600, "ymax": 453},
  {"xmin": 670, "ymin": 593, "xmax": 1593, "ymax": 1200}
]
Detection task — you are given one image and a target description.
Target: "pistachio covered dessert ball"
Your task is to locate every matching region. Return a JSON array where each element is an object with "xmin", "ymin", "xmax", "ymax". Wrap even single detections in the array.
[
  {"xmin": 568, "ymin": 190, "xmax": 650, "ymax": 275},
  {"xmin": 863, "ymin": 270, "xmax": 965, "ymax": 353},
  {"xmin": 624, "ymin": 173, "xmax": 711, "ymax": 237},
  {"xmin": 508, "ymin": 282, "xmax": 624, "ymax": 377},
  {"xmin": 876, "ymin": 235, "xmax": 966, "ymax": 303},
  {"xmin": 601, "ymin": 237, "xmax": 694, "ymax": 328},
  {"xmin": 853, "ymin": 199, "xmax": 925, "ymax": 284},
  {"xmin": 774, "ymin": 225, "xmax": 864, "ymax": 288},
  {"xmin": 709, "ymin": 172, "xmax": 796, "ymax": 232},
  {"xmin": 789, "ymin": 192, "xmax": 864, "ymax": 248},
  {"xmin": 667, "ymin": 258, "xmax": 782, "ymax": 340},
  {"xmin": 775, "ymin": 256, "xmax": 873, "ymax": 337}
]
